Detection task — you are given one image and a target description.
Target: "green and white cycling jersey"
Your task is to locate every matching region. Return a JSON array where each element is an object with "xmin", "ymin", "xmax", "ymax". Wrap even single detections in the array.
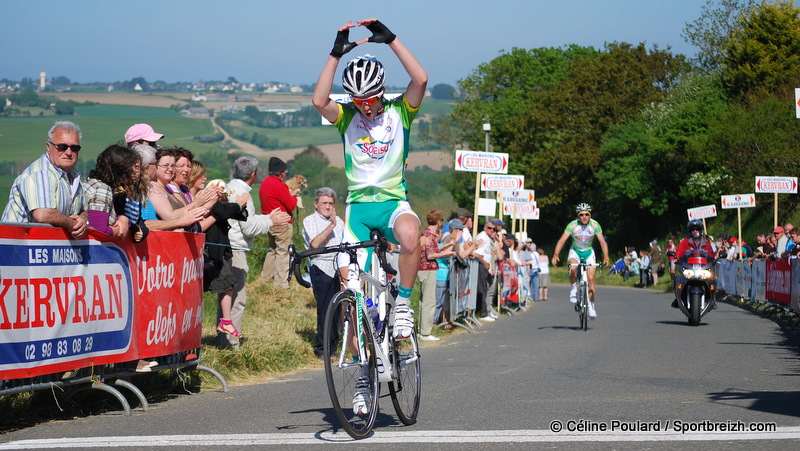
[
  {"xmin": 564, "ymin": 218, "xmax": 603, "ymax": 252},
  {"xmin": 333, "ymin": 94, "xmax": 419, "ymax": 204}
]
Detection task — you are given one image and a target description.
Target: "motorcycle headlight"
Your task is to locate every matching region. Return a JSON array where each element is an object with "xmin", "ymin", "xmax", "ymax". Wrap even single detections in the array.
[
  {"xmin": 695, "ymin": 269, "xmax": 713, "ymax": 279},
  {"xmin": 682, "ymin": 269, "xmax": 695, "ymax": 278}
]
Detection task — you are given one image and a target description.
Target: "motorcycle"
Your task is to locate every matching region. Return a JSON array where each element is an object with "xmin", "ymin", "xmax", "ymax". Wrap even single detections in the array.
[{"xmin": 668, "ymin": 249, "xmax": 717, "ymax": 326}]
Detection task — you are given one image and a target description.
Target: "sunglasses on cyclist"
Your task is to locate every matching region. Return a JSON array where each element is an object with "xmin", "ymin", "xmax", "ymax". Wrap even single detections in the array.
[
  {"xmin": 49, "ymin": 142, "xmax": 82, "ymax": 153},
  {"xmin": 352, "ymin": 93, "xmax": 382, "ymax": 107},
  {"xmin": 578, "ymin": 212, "xmax": 591, "ymax": 217}
]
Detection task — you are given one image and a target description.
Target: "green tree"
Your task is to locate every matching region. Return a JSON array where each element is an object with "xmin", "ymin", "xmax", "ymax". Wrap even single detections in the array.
[
  {"xmin": 595, "ymin": 72, "xmax": 729, "ymax": 241},
  {"xmin": 448, "ymin": 46, "xmax": 600, "ymax": 153},
  {"xmin": 287, "ymin": 145, "xmax": 330, "ymax": 180},
  {"xmin": 682, "ymin": 0, "xmax": 755, "ymax": 72},
  {"xmin": 506, "ymin": 43, "xmax": 688, "ymax": 215},
  {"xmin": 430, "ymin": 83, "xmax": 455, "ymax": 100},
  {"xmin": 54, "ymin": 101, "xmax": 75, "ymax": 115},
  {"xmin": 721, "ymin": 0, "xmax": 800, "ymax": 98},
  {"xmin": 435, "ymin": 46, "xmax": 599, "ymax": 208}
]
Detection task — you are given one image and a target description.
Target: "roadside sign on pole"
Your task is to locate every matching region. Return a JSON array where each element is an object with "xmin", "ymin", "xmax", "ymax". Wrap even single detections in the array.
[
  {"xmin": 480, "ymin": 174, "xmax": 524, "ymax": 191},
  {"xmin": 687, "ymin": 204, "xmax": 717, "ymax": 220},
  {"xmin": 455, "ymin": 150, "xmax": 509, "ymax": 174},
  {"xmin": 795, "ymin": 88, "xmax": 800, "ymax": 119},
  {"xmin": 477, "ymin": 198, "xmax": 497, "ymax": 217},
  {"xmin": 503, "ymin": 201, "xmax": 537, "ymax": 215},
  {"xmin": 506, "ymin": 204, "xmax": 539, "ymax": 220},
  {"xmin": 720, "ymin": 194, "xmax": 756, "ymax": 209},
  {"xmin": 755, "ymin": 176, "xmax": 798, "ymax": 193},
  {"xmin": 497, "ymin": 189, "xmax": 535, "ymax": 205}
]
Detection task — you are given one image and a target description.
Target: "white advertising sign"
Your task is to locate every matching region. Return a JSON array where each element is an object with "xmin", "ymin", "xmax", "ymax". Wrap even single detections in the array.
[
  {"xmin": 480, "ymin": 174, "xmax": 524, "ymax": 191},
  {"xmin": 720, "ymin": 194, "xmax": 756, "ymax": 209},
  {"xmin": 687, "ymin": 204, "xmax": 717, "ymax": 220},
  {"xmin": 795, "ymin": 88, "xmax": 800, "ymax": 119},
  {"xmin": 455, "ymin": 150, "xmax": 509, "ymax": 174},
  {"xmin": 477, "ymin": 198, "xmax": 497, "ymax": 217},
  {"xmin": 755, "ymin": 176, "xmax": 798, "ymax": 194},
  {"xmin": 497, "ymin": 189, "xmax": 535, "ymax": 205}
]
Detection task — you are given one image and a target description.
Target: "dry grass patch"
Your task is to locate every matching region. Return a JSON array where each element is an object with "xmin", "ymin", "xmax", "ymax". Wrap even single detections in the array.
[{"xmin": 197, "ymin": 280, "xmax": 322, "ymax": 387}]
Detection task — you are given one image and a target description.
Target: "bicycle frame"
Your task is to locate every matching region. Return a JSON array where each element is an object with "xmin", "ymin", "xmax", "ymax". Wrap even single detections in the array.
[
  {"xmin": 288, "ymin": 232, "xmax": 415, "ymax": 384},
  {"xmin": 569, "ymin": 260, "xmax": 600, "ymax": 330}
]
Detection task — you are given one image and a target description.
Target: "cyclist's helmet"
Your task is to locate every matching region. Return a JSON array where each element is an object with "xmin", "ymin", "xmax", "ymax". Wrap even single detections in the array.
[
  {"xmin": 687, "ymin": 219, "xmax": 704, "ymax": 235},
  {"xmin": 575, "ymin": 203, "xmax": 592, "ymax": 214},
  {"xmin": 342, "ymin": 55, "xmax": 385, "ymax": 98}
]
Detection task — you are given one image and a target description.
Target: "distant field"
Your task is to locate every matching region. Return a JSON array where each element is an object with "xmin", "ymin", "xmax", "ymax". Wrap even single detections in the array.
[
  {"xmin": 0, "ymin": 95, "xmax": 454, "ymax": 203},
  {"xmin": 0, "ymin": 105, "xmax": 216, "ymax": 163},
  {"xmin": 53, "ymin": 92, "xmax": 314, "ymax": 110}
]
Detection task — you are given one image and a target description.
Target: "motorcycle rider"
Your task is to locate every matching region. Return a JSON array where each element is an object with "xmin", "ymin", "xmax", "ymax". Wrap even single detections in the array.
[{"xmin": 671, "ymin": 219, "xmax": 715, "ymax": 308}]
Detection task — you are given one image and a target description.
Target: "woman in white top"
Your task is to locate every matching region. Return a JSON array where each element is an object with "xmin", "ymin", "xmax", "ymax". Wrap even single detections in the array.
[{"xmin": 537, "ymin": 249, "xmax": 550, "ymax": 301}]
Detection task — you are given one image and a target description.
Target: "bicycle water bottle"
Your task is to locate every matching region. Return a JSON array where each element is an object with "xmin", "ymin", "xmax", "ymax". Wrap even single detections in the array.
[{"xmin": 365, "ymin": 298, "xmax": 383, "ymax": 334}]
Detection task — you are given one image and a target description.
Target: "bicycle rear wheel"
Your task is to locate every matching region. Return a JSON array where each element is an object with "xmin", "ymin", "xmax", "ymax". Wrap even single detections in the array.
[
  {"xmin": 323, "ymin": 291, "xmax": 379, "ymax": 439},
  {"xmin": 388, "ymin": 329, "xmax": 421, "ymax": 425}
]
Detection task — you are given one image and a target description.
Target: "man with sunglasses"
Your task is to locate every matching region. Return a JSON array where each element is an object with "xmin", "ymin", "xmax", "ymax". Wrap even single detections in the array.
[
  {"xmin": 552, "ymin": 203, "xmax": 610, "ymax": 318},
  {"xmin": 312, "ymin": 18, "xmax": 427, "ymax": 344},
  {"xmin": 2, "ymin": 121, "xmax": 88, "ymax": 239}
]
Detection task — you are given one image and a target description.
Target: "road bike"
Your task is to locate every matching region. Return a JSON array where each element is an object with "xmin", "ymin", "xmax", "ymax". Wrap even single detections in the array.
[
  {"xmin": 569, "ymin": 261, "xmax": 601, "ymax": 331},
  {"xmin": 288, "ymin": 231, "xmax": 421, "ymax": 439}
]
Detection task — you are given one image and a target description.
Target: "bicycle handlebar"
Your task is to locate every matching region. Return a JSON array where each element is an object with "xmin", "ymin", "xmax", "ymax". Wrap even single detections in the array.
[
  {"xmin": 287, "ymin": 231, "xmax": 397, "ymax": 288},
  {"xmin": 568, "ymin": 261, "xmax": 602, "ymax": 268}
]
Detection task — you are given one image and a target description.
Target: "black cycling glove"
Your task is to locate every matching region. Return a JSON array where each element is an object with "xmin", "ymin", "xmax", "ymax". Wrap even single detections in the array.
[
  {"xmin": 330, "ymin": 29, "xmax": 357, "ymax": 58},
  {"xmin": 366, "ymin": 20, "xmax": 396, "ymax": 44}
]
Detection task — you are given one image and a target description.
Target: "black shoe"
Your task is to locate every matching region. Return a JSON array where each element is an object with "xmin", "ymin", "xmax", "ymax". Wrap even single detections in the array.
[
  {"xmin": 671, "ymin": 299, "xmax": 679, "ymax": 308},
  {"xmin": 574, "ymin": 304, "xmax": 580, "ymax": 312}
]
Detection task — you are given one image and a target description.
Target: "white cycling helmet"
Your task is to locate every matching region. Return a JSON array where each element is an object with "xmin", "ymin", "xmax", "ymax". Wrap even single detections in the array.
[
  {"xmin": 576, "ymin": 203, "xmax": 592, "ymax": 214},
  {"xmin": 342, "ymin": 55, "xmax": 385, "ymax": 98}
]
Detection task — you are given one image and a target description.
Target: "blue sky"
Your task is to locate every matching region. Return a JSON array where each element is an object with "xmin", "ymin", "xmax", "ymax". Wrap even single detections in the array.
[{"xmin": 1, "ymin": 0, "xmax": 707, "ymax": 87}]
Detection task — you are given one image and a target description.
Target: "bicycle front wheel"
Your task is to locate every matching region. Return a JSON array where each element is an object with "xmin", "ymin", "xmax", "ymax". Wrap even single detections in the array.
[
  {"xmin": 389, "ymin": 329, "xmax": 421, "ymax": 425},
  {"xmin": 579, "ymin": 283, "xmax": 589, "ymax": 331},
  {"xmin": 323, "ymin": 291, "xmax": 379, "ymax": 439}
]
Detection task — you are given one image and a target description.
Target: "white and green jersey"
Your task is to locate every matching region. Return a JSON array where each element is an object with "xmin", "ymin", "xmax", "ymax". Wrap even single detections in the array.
[
  {"xmin": 333, "ymin": 94, "xmax": 419, "ymax": 203},
  {"xmin": 565, "ymin": 218, "xmax": 603, "ymax": 252}
]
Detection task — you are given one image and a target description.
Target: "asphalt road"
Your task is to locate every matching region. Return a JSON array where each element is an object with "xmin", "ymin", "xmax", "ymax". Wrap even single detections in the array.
[{"xmin": 2, "ymin": 285, "xmax": 799, "ymax": 450}]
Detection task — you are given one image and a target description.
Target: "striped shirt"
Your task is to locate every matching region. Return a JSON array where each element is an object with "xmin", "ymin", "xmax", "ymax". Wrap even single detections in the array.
[
  {"xmin": 83, "ymin": 177, "xmax": 116, "ymax": 227},
  {"xmin": 1, "ymin": 153, "xmax": 85, "ymax": 223}
]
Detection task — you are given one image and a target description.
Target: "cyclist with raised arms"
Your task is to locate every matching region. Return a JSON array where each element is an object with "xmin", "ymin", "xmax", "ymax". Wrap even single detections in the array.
[
  {"xmin": 312, "ymin": 18, "xmax": 426, "ymax": 416},
  {"xmin": 552, "ymin": 203, "xmax": 610, "ymax": 318}
]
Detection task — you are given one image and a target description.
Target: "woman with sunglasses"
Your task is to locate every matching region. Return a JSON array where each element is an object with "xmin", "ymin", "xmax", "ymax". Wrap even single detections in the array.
[
  {"xmin": 552, "ymin": 203, "xmax": 610, "ymax": 318},
  {"xmin": 145, "ymin": 148, "xmax": 220, "ymax": 232},
  {"xmin": 312, "ymin": 18, "xmax": 427, "ymax": 342}
]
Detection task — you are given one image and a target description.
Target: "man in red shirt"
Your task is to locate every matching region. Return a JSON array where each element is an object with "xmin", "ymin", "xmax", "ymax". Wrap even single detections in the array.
[{"xmin": 259, "ymin": 157, "xmax": 298, "ymax": 288}]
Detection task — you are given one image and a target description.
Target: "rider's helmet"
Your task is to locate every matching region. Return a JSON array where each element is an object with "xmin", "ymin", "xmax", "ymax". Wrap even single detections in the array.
[
  {"xmin": 575, "ymin": 203, "xmax": 592, "ymax": 214},
  {"xmin": 687, "ymin": 219, "xmax": 704, "ymax": 238},
  {"xmin": 342, "ymin": 55, "xmax": 385, "ymax": 98}
]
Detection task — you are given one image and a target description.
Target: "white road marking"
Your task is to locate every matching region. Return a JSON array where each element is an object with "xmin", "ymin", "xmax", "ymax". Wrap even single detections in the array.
[{"xmin": 1, "ymin": 427, "xmax": 799, "ymax": 448}]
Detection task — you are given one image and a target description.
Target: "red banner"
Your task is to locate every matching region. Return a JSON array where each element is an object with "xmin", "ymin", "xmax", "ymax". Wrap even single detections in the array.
[
  {"xmin": 0, "ymin": 225, "xmax": 204, "ymax": 380},
  {"xmin": 765, "ymin": 258, "xmax": 792, "ymax": 305},
  {"xmin": 131, "ymin": 230, "xmax": 204, "ymax": 359}
]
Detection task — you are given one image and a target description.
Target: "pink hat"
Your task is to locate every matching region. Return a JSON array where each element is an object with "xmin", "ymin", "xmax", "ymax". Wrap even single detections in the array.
[
  {"xmin": 774, "ymin": 226, "xmax": 784, "ymax": 234},
  {"xmin": 125, "ymin": 123, "xmax": 164, "ymax": 144}
]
